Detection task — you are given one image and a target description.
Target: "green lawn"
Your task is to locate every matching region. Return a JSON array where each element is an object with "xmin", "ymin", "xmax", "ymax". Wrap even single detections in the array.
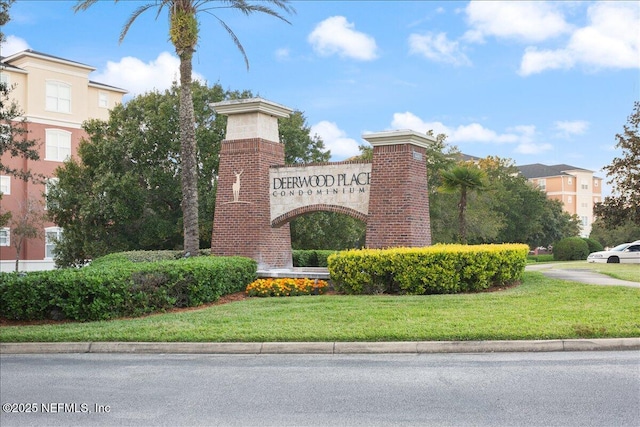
[{"xmin": 1, "ymin": 271, "xmax": 638, "ymax": 343}]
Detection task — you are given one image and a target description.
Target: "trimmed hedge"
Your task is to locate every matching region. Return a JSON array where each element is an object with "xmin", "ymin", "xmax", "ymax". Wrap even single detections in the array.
[
  {"xmin": 553, "ymin": 237, "xmax": 590, "ymax": 261},
  {"xmin": 292, "ymin": 250, "xmax": 337, "ymax": 267},
  {"xmin": 582, "ymin": 238, "xmax": 603, "ymax": 254},
  {"xmin": 328, "ymin": 244, "xmax": 529, "ymax": 295},
  {"xmin": 0, "ymin": 255, "xmax": 256, "ymax": 322}
]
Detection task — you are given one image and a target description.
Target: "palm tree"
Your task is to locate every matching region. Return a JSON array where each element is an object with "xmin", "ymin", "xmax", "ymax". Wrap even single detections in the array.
[
  {"xmin": 440, "ymin": 164, "xmax": 487, "ymax": 244},
  {"xmin": 73, "ymin": 0, "xmax": 294, "ymax": 256}
]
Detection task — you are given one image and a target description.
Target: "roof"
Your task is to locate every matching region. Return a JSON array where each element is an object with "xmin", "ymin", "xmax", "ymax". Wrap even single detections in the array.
[
  {"xmin": 517, "ymin": 163, "xmax": 593, "ymax": 179},
  {"xmin": 2, "ymin": 49, "xmax": 95, "ymax": 71},
  {"xmin": 1, "ymin": 49, "xmax": 127, "ymax": 94}
]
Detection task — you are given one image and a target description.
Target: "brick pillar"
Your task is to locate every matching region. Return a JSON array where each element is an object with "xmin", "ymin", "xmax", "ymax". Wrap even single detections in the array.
[
  {"xmin": 210, "ymin": 98, "xmax": 293, "ymax": 269},
  {"xmin": 363, "ymin": 130, "xmax": 433, "ymax": 248}
]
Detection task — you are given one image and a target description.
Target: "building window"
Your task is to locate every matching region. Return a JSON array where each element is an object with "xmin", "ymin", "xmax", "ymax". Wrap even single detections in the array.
[
  {"xmin": 594, "ymin": 180, "xmax": 599, "ymax": 187},
  {"xmin": 581, "ymin": 180, "xmax": 589, "ymax": 190},
  {"xmin": 98, "ymin": 92, "xmax": 108, "ymax": 108},
  {"xmin": 0, "ymin": 72, "xmax": 8, "ymax": 85},
  {"xmin": 594, "ymin": 197, "xmax": 599, "ymax": 203},
  {"xmin": 537, "ymin": 179, "xmax": 546, "ymax": 190},
  {"xmin": 46, "ymin": 81, "xmax": 71, "ymax": 113},
  {"xmin": 0, "ymin": 175, "xmax": 10, "ymax": 195},
  {"xmin": 567, "ymin": 177, "xmax": 572, "ymax": 185},
  {"xmin": 581, "ymin": 216, "xmax": 588, "ymax": 227},
  {"xmin": 0, "ymin": 228, "xmax": 9, "ymax": 246},
  {"xmin": 45, "ymin": 129, "xmax": 72, "ymax": 162},
  {"xmin": 45, "ymin": 227, "xmax": 63, "ymax": 259},
  {"xmin": 581, "ymin": 202, "xmax": 588, "ymax": 208},
  {"xmin": 567, "ymin": 196, "xmax": 572, "ymax": 204}
]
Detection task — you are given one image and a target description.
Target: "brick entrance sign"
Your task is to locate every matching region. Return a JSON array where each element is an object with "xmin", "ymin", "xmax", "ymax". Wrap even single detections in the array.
[{"xmin": 211, "ymin": 98, "xmax": 432, "ymax": 269}]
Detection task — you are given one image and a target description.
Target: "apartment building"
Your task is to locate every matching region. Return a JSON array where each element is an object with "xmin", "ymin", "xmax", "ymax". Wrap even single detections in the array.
[
  {"xmin": 517, "ymin": 163, "xmax": 602, "ymax": 237},
  {"xmin": 0, "ymin": 50, "xmax": 126, "ymax": 271}
]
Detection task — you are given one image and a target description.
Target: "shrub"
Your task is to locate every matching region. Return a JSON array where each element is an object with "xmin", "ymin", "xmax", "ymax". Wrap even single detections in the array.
[
  {"xmin": 553, "ymin": 237, "xmax": 590, "ymax": 261},
  {"xmin": 0, "ymin": 255, "xmax": 256, "ymax": 321},
  {"xmin": 328, "ymin": 244, "xmax": 528, "ymax": 295},
  {"xmin": 292, "ymin": 250, "xmax": 337, "ymax": 267},
  {"xmin": 527, "ymin": 254, "xmax": 555, "ymax": 263},
  {"xmin": 581, "ymin": 238, "xmax": 603, "ymax": 254},
  {"xmin": 246, "ymin": 278, "xmax": 328, "ymax": 297}
]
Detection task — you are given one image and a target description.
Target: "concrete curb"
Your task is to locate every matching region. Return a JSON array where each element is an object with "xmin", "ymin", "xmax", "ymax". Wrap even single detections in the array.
[{"xmin": 2, "ymin": 338, "xmax": 639, "ymax": 355}]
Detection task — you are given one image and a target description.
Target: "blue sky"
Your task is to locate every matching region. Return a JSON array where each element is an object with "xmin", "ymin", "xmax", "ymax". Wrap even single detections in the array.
[{"xmin": 2, "ymin": 1, "xmax": 639, "ymax": 194}]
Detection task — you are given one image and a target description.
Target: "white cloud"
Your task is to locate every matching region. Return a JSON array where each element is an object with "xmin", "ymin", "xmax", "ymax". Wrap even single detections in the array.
[
  {"xmin": 463, "ymin": 1, "xmax": 571, "ymax": 43},
  {"xmin": 554, "ymin": 120, "xmax": 589, "ymax": 137},
  {"xmin": 308, "ymin": 16, "xmax": 378, "ymax": 61},
  {"xmin": 0, "ymin": 35, "xmax": 30, "ymax": 56},
  {"xmin": 310, "ymin": 121, "xmax": 361, "ymax": 160},
  {"xmin": 391, "ymin": 112, "xmax": 553, "ymax": 154},
  {"xmin": 92, "ymin": 52, "xmax": 205, "ymax": 97},
  {"xmin": 408, "ymin": 32, "xmax": 471, "ymax": 66},
  {"xmin": 519, "ymin": 2, "xmax": 639, "ymax": 75}
]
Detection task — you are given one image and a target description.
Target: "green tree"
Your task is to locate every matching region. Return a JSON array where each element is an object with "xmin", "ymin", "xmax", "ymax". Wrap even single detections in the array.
[
  {"xmin": 594, "ymin": 101, "xmax": 640, "ymax": 227},
  {"xmin": 74, "ymin": 0, "xmax": 294, "ymax": 257},
  {"xmin": 589, "ymin": 218, "xmax": 640, "ymax": 248},
  {"xmin": 48, "ymin": 83, "xmax": 327, "ymax": 266},
  {"xmin": 48, "ymin": 82, "xmax": 233, "ymax": 266},
  {"xmin": 440, "ymin": 163, "xmax": 487, "ymax": 244}
]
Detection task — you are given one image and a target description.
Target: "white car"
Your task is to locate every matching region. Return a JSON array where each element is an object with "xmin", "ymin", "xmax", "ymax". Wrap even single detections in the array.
[{"xmin": 587, "ymin": 241, "xmax": 640, "ymax": 264}]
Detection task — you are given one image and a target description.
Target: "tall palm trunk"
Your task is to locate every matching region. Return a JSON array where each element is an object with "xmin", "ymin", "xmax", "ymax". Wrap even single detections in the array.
[
  {"xmin": 178, "ymin": 52, "xmax": 199, "ymax": 255},
  {"xmin": 458, "ymin": 188, "xmax": 467, "ymax": 244}
]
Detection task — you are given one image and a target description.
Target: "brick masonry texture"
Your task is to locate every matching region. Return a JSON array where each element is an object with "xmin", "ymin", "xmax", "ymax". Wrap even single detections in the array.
[
  {"xmin": 211, "ymin": 138, "xmax": 293, "ymax": 269},
  {"xmin": 365, "ymin": 144, "xmax": 432, "ymax": 248}
]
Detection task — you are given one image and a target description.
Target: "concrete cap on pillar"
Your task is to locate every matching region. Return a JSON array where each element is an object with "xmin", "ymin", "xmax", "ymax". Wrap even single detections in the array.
[
  {"xmin": 210, "ymin": 97, "xmax": 292, "ymax": 118},
  {"xmin": 362, "ymin": 129, "xmax": 437, "ymax": 149},
  {"xmin": 211, "ymin": 97, "xmax": 292, "ymax": 142}
]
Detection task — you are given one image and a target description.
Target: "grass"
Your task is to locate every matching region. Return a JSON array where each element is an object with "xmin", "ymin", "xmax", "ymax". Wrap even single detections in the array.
[{"xmin": 1, "ymin": 271, "xmax": 638, "ymax": 343}]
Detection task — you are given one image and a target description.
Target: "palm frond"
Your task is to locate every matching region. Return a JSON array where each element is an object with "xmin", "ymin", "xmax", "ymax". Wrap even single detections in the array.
[
  {"xmin": 214, "ymin": 15, "xmax": 249, "ymax": 70},
  {"xmin": 120, "ymin": 3, "xmax": 163, "ymax": 44}
]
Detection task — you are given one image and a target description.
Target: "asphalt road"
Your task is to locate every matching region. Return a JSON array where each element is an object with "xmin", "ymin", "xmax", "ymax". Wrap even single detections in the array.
[{"xmin": 1, "ymin": 351, "xmax": 639, "ymax": 427}]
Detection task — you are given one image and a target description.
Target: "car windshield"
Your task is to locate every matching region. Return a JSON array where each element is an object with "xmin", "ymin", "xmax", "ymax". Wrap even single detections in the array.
[{"xmin": 611, "ymin": 243, "xmax": 630, "ymax": 252}]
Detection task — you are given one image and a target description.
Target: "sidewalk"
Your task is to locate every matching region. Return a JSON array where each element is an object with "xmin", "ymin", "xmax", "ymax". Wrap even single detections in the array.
[{"xmin": 526, "ymin": 264, "xmax": 640, "ymax": 288}]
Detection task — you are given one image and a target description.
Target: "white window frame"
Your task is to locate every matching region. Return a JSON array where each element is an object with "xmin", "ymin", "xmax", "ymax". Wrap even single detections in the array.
[
  {"xmin": 0, "ymin": 228, "xmax": 9, "ymax": 246},
  {"xmin": 567, "ymin": 196, "xmax": 572, "ymax": 204},
  {"xmin": 45, "ymin": 129, "xmax": 72, "ymax": 162},
  {"xmin": 45, "ymin": 227, "xmax": 63, "ymax": 259},
  {"xmin": 567, "ymin": 177, "xmax": 572, "ymax": 185},
  {"xmin": 0, "ymin": 72, "xmax": 9, "ymax": 85},
  {"xmin": 594, "ymin": 180, "xmax": 599, "ymax": 187},
  {"xmin": 0, "ymin": 175, "xmax": 10, "ymax": 195},
  {"xmin": 581, "ymin": 180, "xmax": 589, "ymax": 190},
  {"xmin": 537, "ymin": 179, "xmax": 546, "ymax": 191},
  {"xmin": 581, "ymin": 216, "xmax": 588, "ymax": 227},
  {"xmin": 98, "ymin": 91, "xmax": 109, "ymax": 108},
  {"xmin": 45, "ymin": 81, "xmax": 71, "ymax": 113}
]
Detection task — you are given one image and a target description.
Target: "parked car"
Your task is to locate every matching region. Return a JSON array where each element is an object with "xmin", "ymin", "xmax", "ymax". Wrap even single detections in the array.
[{"xmin": 587, "ymin": 241, "xmax": 640, "ymax": 264}]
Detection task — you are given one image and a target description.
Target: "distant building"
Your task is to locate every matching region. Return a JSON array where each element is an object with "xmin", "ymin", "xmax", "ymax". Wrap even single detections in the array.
[
  {"xmin": 1, "ymin": 50, "xmax": 127, "ymax": 271},
  {"xmin": 517, "ymin": 163, "xmax": 602, "ymax": 237}
]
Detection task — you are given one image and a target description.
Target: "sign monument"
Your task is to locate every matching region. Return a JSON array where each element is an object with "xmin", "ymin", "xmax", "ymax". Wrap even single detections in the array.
[{"xmin": 211, "ymin": 98, "xmax": 433, "ymax": 269}]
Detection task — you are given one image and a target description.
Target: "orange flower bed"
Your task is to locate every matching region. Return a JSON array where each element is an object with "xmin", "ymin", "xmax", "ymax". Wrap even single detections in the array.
[{"xmin": 245, "ymin": 278, "xmax": 329, "ymax": 297}]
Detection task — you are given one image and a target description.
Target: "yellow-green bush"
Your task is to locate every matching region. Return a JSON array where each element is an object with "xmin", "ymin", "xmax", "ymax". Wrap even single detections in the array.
[{"xmin": 328, "ymin": 244, "xmax": 529, "ymax": 295}]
